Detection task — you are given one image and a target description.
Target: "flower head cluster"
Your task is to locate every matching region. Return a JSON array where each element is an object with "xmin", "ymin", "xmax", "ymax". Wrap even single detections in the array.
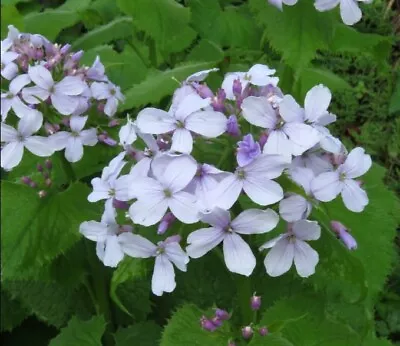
[
  {"xmin": 1, "ymin": 26, "xmax": 124, "ymax": 170},
  {"xmin": 80, "ymin": 63, "xmax": 370, "ymax": 296}
]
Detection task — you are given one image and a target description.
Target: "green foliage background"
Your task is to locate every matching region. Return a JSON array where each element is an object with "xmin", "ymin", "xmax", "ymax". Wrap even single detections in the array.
[{"xmin": 1, "ymin": 0, "xmax": 399, "ymax": 345}]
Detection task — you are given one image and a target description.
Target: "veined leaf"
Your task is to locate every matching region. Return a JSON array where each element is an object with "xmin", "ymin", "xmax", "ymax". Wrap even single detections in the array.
[{"xmin": 114, "ymin": 321, "xmax": 161, "ymax": 346}]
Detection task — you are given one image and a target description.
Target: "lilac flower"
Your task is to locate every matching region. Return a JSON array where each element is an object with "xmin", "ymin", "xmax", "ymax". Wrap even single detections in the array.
[
  {"xmin": 50, "ymin": 115, "xmax": 97, "ymax": 162},
  {"xmin": 311, "ymin": 147, "xmax": 371, "ymax": 212},
  {"xmin": 279, "ymin": 167, "xmax": 315, "ymax": 222},
  {"xmin": 119, "ymin": 233, "xmax": 189, "ymax": 296},
  {"xmin": 1, "ymin": 41, "xmax": 19, "ymax": 80},
  {"xmin": 79, "ymin": 205, "xmax": 124, "ymax": 267},
  {"xmin": 1, "ymin": 112, "xmax": 53, "ymax": 170},
  {"xmin": 211, "ymin": 154, "xmax": 287, "ymax": 210},
  {"xmin": 315, "ymin": 0, "xmax": 368, "ymax": 26},
  {"xmin": 186, "ymin": 207, "xmax": 279, "ymax": 276},
  {"xmin": 136, "ymin": 93, "xmax": 227, "ymax": 154},
  {"xmin": 129, "ymin": 154, "xmax": 199, "ymax": 226},
  {"xmin": 237, "ymin": 134, "xmax": 261, "ymax": 167},
  {"xmin": 1, "ymin": 74, "xmax": 36, "ymax": 121},
  {"xmin": 268, "ymin": 0, "xmax": 298, "ymax": 11},
  {"xmin": 222, "ymin": 64, "xmax": 279, "ymax": 100},
  {"xmin": 22, "ymin": 65, "xmax": 87, "ymax": 115},
  {"xmin": 241, "ymin": 95, "xmax": 320, "ymax": 158},
  {"xmin": 226, "ymin": 115, "xmax": 240, "ymax": 137},
  {"xmin": 330, "ymin": 221, "xmax": 357, "ymax": 250},
  {"xmin": 91, "ymin": 81, "xmax": 124, "ymax": 117},
  {"xmin": 260, "ymin": 220, "xmax": 321, "ymax": 277}
]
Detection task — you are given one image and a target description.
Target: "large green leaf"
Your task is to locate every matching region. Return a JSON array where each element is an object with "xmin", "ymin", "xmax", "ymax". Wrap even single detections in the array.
[
  {"xmin": 389, "ymin": 74, "xmax": 400, "ymax": 114},
  {"xmin": 249, "ymin": 0, "xmax": 335, "ymax": 68},
  {"xmin": 1, "ymin": 5, "xmax": 24, "ymax": 37},
  {"xmin": 121, "ymin": 61, "xmax": 217, "ymax": 110},
  {"xmin": 0, "ymin": 288, "xmax": 29, "ymax": 332},
  {"xmin": 1, "ymin": 181, "xmax": 100, "ymax": 279},
  {"xmin": 114, "ymin": 321, "xmax": 162, "ymax": 346},
  {"xmin": 49, "ymin": 315, "xmax": 106, "ymax": 346}
]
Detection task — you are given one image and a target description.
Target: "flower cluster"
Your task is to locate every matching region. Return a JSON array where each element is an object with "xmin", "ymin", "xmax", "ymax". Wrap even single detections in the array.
[
  {"xmin": 1, "ymin": 25, "xmax": 124, "ymax": 170},
  {"xmin": 80, "ymin": 63, "xmax": 371, "ymax": 296},
  {"xmin": 267, "ymin": 0, "xmax": 372, "ymax": 26}
]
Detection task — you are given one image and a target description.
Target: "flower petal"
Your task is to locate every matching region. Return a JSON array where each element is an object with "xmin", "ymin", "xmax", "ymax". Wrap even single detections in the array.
[
  {"xmin": 279, "ymin": 95, "xmax": 304, "ymax": 123},
  {"xmin": 263, "ymin": 130, "xmax": 292, "ymax": 158},
  {"xmin": 9, "ymin": 74, "xmax": 31, "ymax": 94},
  {"xmin": 241, "ymin": 96, "xmax": 277, "ymax": 129},
  {"xmin": 315, "ymin": 0, "xmax": 340, "ymax": 10},
  {"xmin": 168, "ymin": 191, "xmax": 199, "ymax": 224},
  {"xmin": 102, "ymin": 235, "xmax": 124, "ymax": 267},
  {"xmin": 1, "ymin": 122, "xmax": 18, "ymax": 142},
  {"xmin": 164, "ymin": 242, "xmax": 189, "ymax": 271},
  {"xmin": 65, "ymin": 137, "xmax": 84, "ymax": 162},
  {"xmin": 264, "ymin": 238, "xmax": 294, "ymax": 277},
  {"xmin": 88, "ymin": 177, "xmax": 111, "ymax": 202},
  {"xmin": 70, "ymin": 115, "xmax": 88, "ymax": 132},
  {"xmin": 186, "ymin": 227, "xmax": 226, "ymax": 258},
  {"xmin": 293, "ymin": 239, "xmax": 319, "ymax": 277},
  {"xmin": 243, "ymin": 177, "xmax": 283, "ymax": 206},
  {"xmin": 304, "ymin": 84, "xmax": 331, "ymax": 122},
  {"xmin": 283, "ymin": 123, "xmax": 320, "ymax": 155},
  {"xmin": 289, "ymin": 166, "xmax": 315, "ymax": 193},
  {"xmin": 279, "ymin": 194, "xmax": 311, "ymax": 222},
  {"xmin": 231, "ymin": 209, "xmax": 279, "ymax": 234},
  {"xmin": 248, "ymin": 64, "xmax": 278, "ymax": 86},
  {"xmin": 79, "ymin": 221, "xmax": 108, "ymax": 242},
  {"xmin": 339, "ymin": 0, "xmax": 362, "ymax": 26},
  {"xmin": 55, "ymin": 76, "xmax": 86, "ymax": 96},
  {"xmin": 104, "ymin": 97, "xmax": 118, "ymax": 117},
  {"xmin": 212, "ymin": 174, "xmax": 243, "ymax": 210},
  {"xmin": 24, "ymin": 136, "xmax": 54, "ymax": 156},
  {"xmin": 185, "ymin": 111, "xmax": 227, "ymax": 137},
  {"xmin": 0, "ymin": 141, "xmax": 24, "ymax": 170},
  {"xmin": 311, "ymin": 171, "xmax": 342, "ymax": 202},
  {"xmin": 51, "ymin": 93, "xmax": 79, "ymax": 115},
  {"xmin": 245, "ymin": 153, "xmax": 288, "ymax": 179},
  {"xmin": 340, "ymin": 147, "xmax": 371, "ymax": 179},
  {"xmin": 223, "ymin": 233, "xmax": 256, "ymax": 276},
  {"xmin": 17, "ymin": 111, "xmax": 43, "ymax": 136},
  {"xmin": 22, "ymin": 86, "xmax": 50, "ymax": 104},
  {"xmin": 80, "ymin": 129, "xmax": 98, "ymax": 146},
  {"xmin": 292, "ymin": 220, "xmax": 321, "ymax": 241},
  {"xmin": 136, "ymin": 108, "xmax": 176, "ymax": 134},
  {"xmin": 341, "ymin": 179, "xmax": 368, "ymax": 212},
  {"xmin": 129, "ymin": 197, "xmax": 169, "ymax": 226},
  {"xmin": 28, "ymin": 65, "xmax": 53, "ymax": 89},
  {"xmin": 152, "ymin": 255, "xmax": 176, "ymax": 296},
  {"xmin": 199, "ymin": 207, "xmax": 231, "ymax": 228},
  {"xmin": 174, "ymin": 93, "xmax": 210, "ymax": 121},
  {"xmin": 170, "ymin": 128, "xmax": 193, "ymax": 154},
  {"xmin": 118, "ymin": 232, "xmax": 157, "ymax": 258}
]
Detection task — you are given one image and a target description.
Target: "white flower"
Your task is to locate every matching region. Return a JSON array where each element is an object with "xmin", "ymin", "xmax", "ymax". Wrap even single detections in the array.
[
  {"xmin": 136, "ymin": 93, "xmax": 227, "ymax": 154},
  {"xmin": 79, "ymin": 205, "xmax": 124, "ymax": 267},
  {"xmin": 1, "ymin": 74, "xmax": 36, "ymax": 121},
  {"xmin": 119, "ymin": 233, "xmax": 189, "ymax": 296},
  {"xmin": 129, "ymin": 154, "xmax": 199, "ymax": 226},
  {"xmin": 1, "ymin": 41, "xmax": 19, "ymax": 80},
  {"xmin": 315, "ymin": 0, "xmax": 367, "ymax": 26},
  {"xmin": 86, "ymin": 56, "xmax": 107, "ymax": 82},
  {"xmin": 268, "ymin": 0, "xmax": 298, "ymax": 11},
  {"xmin": 1, "ymin": 112, "xmax": 53, "ymax": 170},
  {"xmin": 279, "ymin": 167, "xmax": 315, "ymax": 222},
  {"xmin": 187, "ymin": 207, "xmax": 279, "ymax": 276},
  {"xmin": 260, "ymin": 220, "xmax": 321, "ymax": 277},
  {"xmin": 222, "ymin": 64, "xmax": 279, "ymax": 100},
  {"xmin": 22, "ymin": 65, "xmax": 87, "ymax": 115},
  {"xmin": 291, "ymin": 147, "xmax": 333, "ymax": 175},
  {"xmin": 119, "ymin": 117, "xmax": 137, "ymax": 147},
  {"xmin": 212, "ymin": 154, "xmax": 288, "ymax": 210},
  {"xmin": 241, "ymin": 95, "xmax": 320, "ymax": 158},
  {"xmin": 1, "ymin": 25, "xmax": 20, "ymax": 51},
  {"xmin": 311, "ymin": 147, "xmax": 371, "ymax": 212},
  {"xmin": 91, "ymin": 81, "xmax": 124, "ymax": 117},
  {"xmin": 185, "ymin": 68, "xmax": 219, "ymax": 83},
  {"xmin": 50, "ymin": 115, "xmax": 97, "ymax": 162}
]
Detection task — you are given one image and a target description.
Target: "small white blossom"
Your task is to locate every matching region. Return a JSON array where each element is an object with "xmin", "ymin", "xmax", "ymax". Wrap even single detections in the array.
[
  {"xmin": 315, "ymin": 0, "xmax": 369, "ymax": 26},
  {"xmin": 1, "ymin": 40, "xmax": 19, "ymax": 80},
  {"xmin": 91, "ymin": 81, "xmax": 124, "ymax": 117}
]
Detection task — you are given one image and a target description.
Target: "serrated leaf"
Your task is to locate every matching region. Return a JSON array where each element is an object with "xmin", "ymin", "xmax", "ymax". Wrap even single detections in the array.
[
  {"xmin": 0, "ymin": 289, "xmax": 29, "ymax": 332},
  {"xmin": 249, "ymin": 0, "xmax": 334, "ymax": 68},
  {"xmin": 187, "ymin": 39, "xmax": 224, "ymax": 62},
  {"xmin": 49, "ymin": 315, "xmax": 106, "ymax": 346},
  {"xmin": 249, "ymin": 334, "xmax": 295, "ymax": 346},
  {"xmin": 121, "ymin": 61, "xmax": 217, "ymax": 110},
  {"xmin": 160, "ymin": 304, "xmax": 230, "ymax": 346},
  {"xmin": 1, "ymin": 182, "xmax": 100, "ymax": 279},
  {"xmin": 72, "ymin": 17, "xmax": 133, "ymax": 50},
  {"xmin": 114, "ymin": 321, "xmax": 161, "ymax": 346},
  {"xmin": 389, "ymin": 75, "xmax": 400, "ymax": 114}
]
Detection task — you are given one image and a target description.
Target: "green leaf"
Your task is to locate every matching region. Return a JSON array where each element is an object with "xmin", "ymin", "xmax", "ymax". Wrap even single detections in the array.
[
  {"xmin": 160, "ymin": 304, "xmax": 230, "ymax": 346},
  {"xmin": 117, "ymin": 0, "xmax": 196, "ymax": 54},
  {"xmin": 1, "ymin": 5, "xmax": 24, "ymax": 37},
  {"xmin": 71, "ymin": 16, "xmax": 133, "ymax": 50},
  {"xmin": 0, "ymin": 289, "xmax": 29, "ymax": 332},
  {"xmin": 121, "ymin": 61, "xmax": 217, "ymax": 110},
  {"xmin": 389, "ymin": 74, "xmax": 400, "ymax": 114},
  {"xmin": 49, "ymin": 315, "xmax": 106, "ymax": 346},
  {"xmin": 248, "ymin": 334, "xmax": 295, "ymax": 346},
  {"xmin": 110, "ymin": 257, "xmax": 149, "ymax": 316},
  {"xmin": 187, "ymin": 39, "xmax": 224, "ymax": 62},
  {"xmin": 114, "ymin": 321, "xmax": 162, "ymax": 346},
  {"xmin": 249, "ymin": 0, "xmax": 334, "ymax": 68},
  {"xmin": 1, "ymin": 181, "xmax": 100, "ymax": 279}
]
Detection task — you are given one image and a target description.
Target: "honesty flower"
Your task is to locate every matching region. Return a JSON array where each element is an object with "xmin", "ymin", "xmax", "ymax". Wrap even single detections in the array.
[
  {"xmin": 212, "ymin": 154, "xmax": 287, "ymax": 210},
  {"xmin": 187, "ymin": 207, "xmax": 279, "ymax": 276},
  {"xmin": 311, "ymin": 147, "xmax": 371, "ymax": 212},
  {"xmin": 1, "ymin": 112, "xmax": 53, "ymax": 170},
  {"xmin": 22, "ymin": 65, "xmax": 87, "ymax": 115},
  {"xmin": 129, "ymin": 154, "xmax": 199, "ymax": 226},
  {"xmin": 260, "ymin": 220, "xmax": 321, "ymax": 277},
  {"xmin": 79, "ymin": 205, "xmax": 125, "ymax": 267},
  {"xmin": 1, "ymin": 74, "xmax": 36, "ymax": 121},
  {"xmin": 315, "ymin": 0, "xmax": 368, "ymax": 26},
  {"xmin": 50, "ymin": 115, "xmax": 97, "ymax": 162},
  {"xmin": 222, "ymin": 64, "xmax": 279, "ymax": 100},
  {"xmin": 268, "ymin": 0, "xmax": 298, "ymax": 11},
  {"xmin": 119, "ymin": 234, "xmax": 189, "ymax": 296},
  {"xmin": 91, "ymin": 81, "xmax": 124, "ymax": 117},
  {"xmin": 136, "ymin": 93, "xmax": 227, "ymax": 154},
  {"xmin": 241, "ymin": 95, "xmax": 320, "ymax": 157},
  {"xmin": 279, "ymin": 167, "xmax": 315, "ymax": 222},
  {"xmin": 0, "ymin": 40, "xmax": 19, "ymax": 80}
]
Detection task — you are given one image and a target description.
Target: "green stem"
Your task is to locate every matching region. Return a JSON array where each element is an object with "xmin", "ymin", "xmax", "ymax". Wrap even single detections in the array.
[
  {"xmin": 58, "ymin": 151, "xmax": 76, "ymax": 182},
  {"xmin": 235, "ymin": 275, "xmax": 253, "ymax": 324}
]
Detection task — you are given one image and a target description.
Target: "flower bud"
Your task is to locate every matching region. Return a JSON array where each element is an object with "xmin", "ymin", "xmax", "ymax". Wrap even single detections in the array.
[
  {"xmin": 330, "ymin": 221, "xmax": 357, "ymax": 250},
  {"xmin": 195, "ymin": 83, "xmax": 214, "ymax": 99},
  {"xmin": 37, "ymin": 164, "xmax": 44, "ymax": 172},
  {"xmin": 211, "ymin": 89, "xmax": 226, "ymax": 112},
  {"xmin": 113, "ymin": 199, "xmax": 129, "ymax": 210},
  {"xmin": 108, "ymin": 119, "xmax": 120, "ymax": 127},
  {"xmin": 119, "ymin": 224, "xmax": 133, "ymax": 233},
  {"xmin": 98, "ymin": 133, "xmax": 117, "ymax": 146},
  {"xmin": 250, "ymin": 294, "xmax": 261, "ymax": 311},
  {"xmin": 228, "ymin": 341, "xmax": 236, "ymax": 346},
  {"xmin": 200, "ymin": 316, "xmax": 218, "ymax": 332},
  {"xmin": 45, "ymin": 159, "xmax": 52, "ymax": 171},
  {"xmin": 165, "ymin": 234, "xmax": 181, "ymax": 244},
  {"xmin": 215, "ymin": 308, "xmax": 230, "ymax": 321},
  {"xmin": 21, "ymin": 176, "xmax": 32, "ymax": 185},
  {"xmin": 232, "ymin": 78, "xmax": 242, "ymax": 98},
  {"xmin": 60, "ymin": 44, "xmax": 71, "ymax": 55},
  {"xmin": 226, "ymin": 115, "xmax": 240, "ymax": 137},
  {"xmin": 259, "ymin": 326, "xmax": 268, "ymax": 336},
  {"xmin": 38, "ymin": 190, "xmax": 47, "ymax": 198},
  {"xmin": 259, "ymin": 132, "xmax": 269, "ymax": 149},
  {"xmin": 241, "ymin": 326, "xmax": 253, "ymax": 340},
  {"xmin": 45, "ymin": 178, "xmax": 52, "ymax": 187},
  {"xmin": 211, "ymin": 316, "xmax": 223, "ymax": 327},
  {"xmin": 71, "ymin": 50, "xmax": 84, "ymax": 62},
  {"xmin": 157, "ymin": 212, "xmax": 176, "ymax": 235}
]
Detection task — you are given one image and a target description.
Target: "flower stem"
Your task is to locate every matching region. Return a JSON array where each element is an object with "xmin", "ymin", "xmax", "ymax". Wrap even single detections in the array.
[{"xmin": 235, "ymin": 274, "xmax": 253, "ymax": 324}]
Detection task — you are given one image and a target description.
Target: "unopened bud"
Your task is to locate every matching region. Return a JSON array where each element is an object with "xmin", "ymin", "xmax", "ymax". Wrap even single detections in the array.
[
  {"xmin": 21, "ymin": 176, "xmax": 32, "ymax": 185},
  {"xmin": 38, "ymin": 190, "xmax": 47, "ymax": 198},
  {"xmin": 232, "ymin": 78, "xmax": 242, "ymax": 97},
  {"xmin": 45, "ymin": 159, "xmax": 52, "ymax": 171},
  {"xmin": 195, "ymin": 83, "xmax": 214, "ymax": 99},
  {"xmin": 108, "ymin": 119, "xmax": 120, "ymax": 127},
  {"xmin": 259, "ymin": 132, "xmax": 269, "ymax": 149},
  {"xmin": 241, "ymin": 326, "xmax": 253, "ymax": 340},
  {"xmin": 71, "ymin": 50, "xmax": 84, "ymax": 62},
  {"xmin": 200, "ymin": 316, "xmax": 218, "ymax": 332},
  {"xmin": 211, "ymin": 89, "xmax": 226, "ymax": 112},
  {"xmin": 164, "ymin": 234, "xmax": 181, "ymax": 244},
  {"xmin": 226, "ymin": 115, "xmax": 240, "ymax": 137},
  {"xmin": 250, "ymin": 294, "xmax": 261, "ymax": 311},
  {"xmin": 330, "ymin": 221, "xmax": 357, "ymax": 250},
  {"xmin": 29, "ymin": 181, "xmax": 37, "ymax": 188},
  {"xmin": 228, "ymin": 341, "xmax": 236, "ymax": 346},
  {"xmin": 119, "ymin": 224, "xmax": 133, "ymax": 233},
  {"xmin": 45, "ymin": 178, "xmax": 52, "ymax": 187},
  {"xmin": 37, "ymin": 164, "xmax": 44, "ymax": 172},
  {"xmin": 98, "ymin": 133, "xmax": 117, "ymax": 146},
  {"xmin": 60, "ymin": 44, "xmax": 71, "ymax": 55},
  {"xmin": 211, "ymin": 316, "xmax": 223, "ymax": 327},
  {"xmin": 259, "ymin": 326, "xmax": 268, "ymax": 336},
  {"xmin": 97, "ymin": 102, "xmax": 105, "ymax": 113},
  {"xmin": 215, "ymin": 308, "xmax": 230, "ymax": 321},
  {"xmin": 113, "ymin": 199, "xmax": 129, "ymax": 210},
  {"xmin": 157, "ymin": 212, "xmax": 176, "ymax": 235}
]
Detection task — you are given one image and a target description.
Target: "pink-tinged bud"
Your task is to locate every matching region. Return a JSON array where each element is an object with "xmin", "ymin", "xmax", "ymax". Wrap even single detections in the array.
[
  {"xmin": 194, "ymin": 83, "xmax": 214, "ymax": 99},
  {"xmin": 232, "ymin": 78, "xmax": 242, "ymax": 98},
  {"xmin": 250, "ymin": 294, "xmax": 261, "ymax": 311},
  {"xmin": 45, "ymin": 178, "xmax": 52, "ymax": 187},
  {"xmin": 331, "ymin": 153, "xmax": 346, "ymax": 166},
  {"xmin": 43, "ymin": 171, "xmax": 50, "ymax": 179},
  {"xmin": 108, "ymin": 119, "xmax": 120, "ymax": 127},
  {"xmin": 259, "ymin": 132, "xmax": 269, "ymax": 149},
  {"xmin": 60, "ymin": 44, "xmax": 71, "ymax": 55},
  {"xmin": 45, "ymin": 159, "xmax": 52, "ymax": 171},
  {"xmin": 157, "ymin": 212, "xmax": 176, "ymax": 235},
  {"xmin": 119, "ymin": 224, "xmax": 133, "ymax": 233},
  {"xmin": 38, "ymin": 190, "xmax": 47, "ymax": 198},
  {"xmin": 37, "ymin": 164, "xmax": 44, "ymax": 172},
  {"xmin": 165, "ymin": 234, "xmax": 181, "ymax": 244},
  {"xmin": 44, "ymin": 122, "xmax": 58, "ymax": 135},
  {"xmin": 29, "ymin": 181, "xmax": 38, "ymax": 188},
  {"xmin": 215, "ymin": 308, "xmax": 230, "ymax": 321},
  {"xmin": 226, "ymin": 115, "xmax": 240, "ymax": 137},
  {"xmin": 21, "ymin": 176, "xmax": 32, "ymax": 185},
  {"xmin": 241, "ymin": 326, "xmax": 253, "ymax": 340},
  {"xmin": 61, "ymin": 117, "xmax": 70, "ymax": 127},
  {"xmin": 98, "ymin": 133, "xmax": 117, "ymax": 146},
  {"xmin": 71, "ymin": 50, "xmax": 84, "ymax": 62},
  {"xmin": 259, "ymin": 326, "xmax": 268, "ymax": 336},
  {"xmin": 228, "ymin": 341, "xmax": 236, "ymax": 346},
  {"xmin": 330, "ymin": 221, "xmax": 357, "ymax": 250},
  {"xmin": 156, "ymin": 135, "xmax": 171, "ymax": 150},
  {"xmin": 113, "ymin": 199, "xmax": 129, "ymax": 210},
  {"xmin": 211, "ymin": 89, "xmax": 226, "ymax": 112},
  {"xmin": 200, "ymin": 316, "xmax": 218, "ymax": 332},
  {"xmin": 211, "ymin": 316, "xmax": 223, "ymax": 327},
  {"xmin": 97, "ymin": 102, "xmax": 105, "ymax": 113}
]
